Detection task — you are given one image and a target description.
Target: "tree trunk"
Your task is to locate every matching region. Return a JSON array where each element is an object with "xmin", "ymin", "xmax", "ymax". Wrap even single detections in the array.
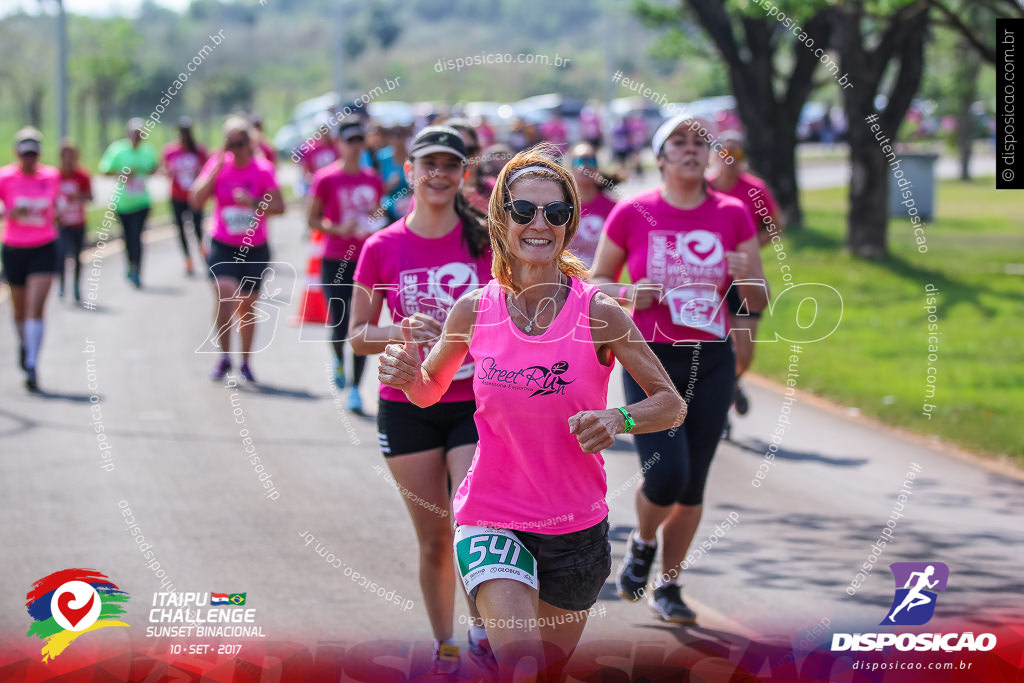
[
  {"xmin": 846, "ymin": 114, "xmax": 890, "ymax": 258},
  {"xmin": 956, "ymin": 37, "xmax": 981, "ymax": 180},
  {"xmin": 835, "ymin": 1, "xmax": 930, "ymax": 258}
]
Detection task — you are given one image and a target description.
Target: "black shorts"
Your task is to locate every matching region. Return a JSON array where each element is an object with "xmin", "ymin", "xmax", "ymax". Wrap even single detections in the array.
[
  {"xmin": 467, "ymin": 518, "xmax": 611, "ymax": 612},
  {"xmin": 207, "ymin": 239, "xmax": 272, "ymax": 291},
  {"xmin": 2, "ymin": 241, "xmax": 58, "ymax": 286},
  {"xmin": 726, "ymin": 285, "xmax": 762, "ymax": 319},
  {"xmin": 376, "ymin": 398, "xmax": 478, "ymax": 457}
]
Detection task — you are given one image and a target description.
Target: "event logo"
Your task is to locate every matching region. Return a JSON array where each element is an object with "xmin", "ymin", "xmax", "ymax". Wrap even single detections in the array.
[
  {"xmin": 882, "ymin": 562, "xmax": 948, "ymax": 626},
  {"xmin": 680, "ymin": 230, "xmax": 724, "ymax": 266},
  {"xmin": 25, "ymin": 569, "xmax": 130, "ymax": 662}
]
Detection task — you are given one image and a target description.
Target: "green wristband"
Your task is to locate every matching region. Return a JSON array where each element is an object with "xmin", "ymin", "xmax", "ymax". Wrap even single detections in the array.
[{"xmin": 616, "ymin": 407, "xmax": 635, "ymax": 433}]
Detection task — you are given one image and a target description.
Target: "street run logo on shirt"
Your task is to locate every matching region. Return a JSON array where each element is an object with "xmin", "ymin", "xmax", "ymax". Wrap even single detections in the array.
[
  {"xmin": 831, "ymin": 562, "xmax": 996, "ymax": 653},
  {"xmin": 25, "ymin": 569, "xmax": 130, "ymax": 662},
  {"xmin": 477, "ymin": 357, "xmax": 575, "ymax": 397}
]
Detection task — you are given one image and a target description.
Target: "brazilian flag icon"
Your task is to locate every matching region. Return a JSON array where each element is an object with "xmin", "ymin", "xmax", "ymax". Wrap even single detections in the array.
[{"xmin": 228, "ymin": 593, "xmax": 246, "ymax": 606}]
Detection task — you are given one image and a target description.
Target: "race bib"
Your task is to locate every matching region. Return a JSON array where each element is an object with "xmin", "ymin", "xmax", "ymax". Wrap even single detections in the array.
[
  {"xmin": 176, "ymin": 170, "xmax": 197, "ymax": 189},
  {"xmin": 125, "ymin": 176, "xmax": 145, "ymax": 194},
  {"xmin": 454, "ymin": 526, "xmax": 537, "ymax": 594},
  {"xmin": 15, "ymin": 197, "xmax": 49, "ymax": 227},
  {"xmin": 222, "ymin": 206, "xmax": 256, "ymax": 235},
  {"xmin": 666, "ymin": 285, "xmax": 727, "ymax": 339}
]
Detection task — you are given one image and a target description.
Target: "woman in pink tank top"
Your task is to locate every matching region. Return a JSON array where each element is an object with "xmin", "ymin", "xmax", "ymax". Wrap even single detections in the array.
[{"xmin": 378, "ymin": 145, "xmax": 686, "ymax": 680}]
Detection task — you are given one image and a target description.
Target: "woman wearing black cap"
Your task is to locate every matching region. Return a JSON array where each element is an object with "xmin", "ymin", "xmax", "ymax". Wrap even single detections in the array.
[
  {"xmin": 350, "ymin": 126, "xmax": 495, "ymax": 675},
  {"xmin": 162, "ymin": 117, "xmax": 209, "ymax": 276},
  {"xmin": 306, "ymin": 118, "xmax": 384, "ymax": 409},
  {"xmin": 0, "ymin": 128, "xmax": 61, "ymax": 391}
]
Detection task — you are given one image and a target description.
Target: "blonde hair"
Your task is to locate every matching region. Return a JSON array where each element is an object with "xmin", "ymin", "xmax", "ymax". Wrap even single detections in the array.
[{"xmin": 488, "ymin": 143, "xmax": 589, "ymax": 294}]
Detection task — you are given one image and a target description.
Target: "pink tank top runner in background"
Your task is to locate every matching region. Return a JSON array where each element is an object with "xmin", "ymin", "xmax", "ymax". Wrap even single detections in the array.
[{"xmin": 453, "ymin": 276, "xmax": 614, "ymax": 534}]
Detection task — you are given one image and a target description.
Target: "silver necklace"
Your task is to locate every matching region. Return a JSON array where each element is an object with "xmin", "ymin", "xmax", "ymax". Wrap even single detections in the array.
[{"xmin": 507, "ymin": 273, "xmax": 565, "ymax": 333}]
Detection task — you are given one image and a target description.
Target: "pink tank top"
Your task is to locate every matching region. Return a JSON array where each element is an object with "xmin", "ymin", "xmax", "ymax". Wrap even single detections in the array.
[{"xmin": 453, "ymin": 276, "xmax": 614, "ymax": 534}]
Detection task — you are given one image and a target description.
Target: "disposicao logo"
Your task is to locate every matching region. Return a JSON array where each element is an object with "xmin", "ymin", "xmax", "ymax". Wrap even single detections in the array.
[
  {"xmin": 831, "ymin": 562, "xmax": 996, "ymax": 653},
  {"xmin": 25, "ymin": 569, "xmax": 130, "ymax": 661}
]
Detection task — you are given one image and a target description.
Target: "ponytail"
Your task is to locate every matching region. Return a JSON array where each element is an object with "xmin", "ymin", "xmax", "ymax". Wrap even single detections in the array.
[{"xmin": 454, "ymin": 191, "xmax": 489, "ymax": 260}]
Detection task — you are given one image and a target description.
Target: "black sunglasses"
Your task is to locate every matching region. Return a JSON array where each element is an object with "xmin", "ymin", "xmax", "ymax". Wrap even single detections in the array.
[{"xmin": 504, "ymin": 199, "xmax": 573, "ymax": 226}]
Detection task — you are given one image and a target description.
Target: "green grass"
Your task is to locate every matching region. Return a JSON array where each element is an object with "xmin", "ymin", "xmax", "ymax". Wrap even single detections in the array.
[{"xmin": 755, "ymin": 178, "xmax": 1024, "ymax": 459}]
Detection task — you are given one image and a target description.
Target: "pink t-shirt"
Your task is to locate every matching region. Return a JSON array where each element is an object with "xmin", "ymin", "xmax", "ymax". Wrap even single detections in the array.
[
  {"xmin": 568, "ymin": 192, "xmax": 616, "ymax": 267},
  {"xmin": 309, "ymin": 166, "xmax": 385, "ymax": 260},
  {"xmin": 604, "ymin": 188, "xmax": 756, "ymax": 344},
  {"xmin": 453, "ymin": 277, "xmax": 613, "ymax": 534},
  {"xmin": 708, "ymin": 172, "xmax": 780, "ymax": 232},
  {"xmin": 195, "ymin": 154, "xmax": 279, "ymax": 247},
  {"xmin": 163, "ymin": 142, "xmax": 209, "ymax": 201},
  {"xmin": 300, "ymin": 140, "xmax": 340, "ymax": 176},
  {"xmin": 57, "ymin": 168, "xmax": 92, "ymax": 227},
  {"xmin": 354, "ymin": 218, "xmax": 493, "ymax": 403},
  {"xmin": 0, "ymin": 164, "xmax": 60, "ymax": 247}
]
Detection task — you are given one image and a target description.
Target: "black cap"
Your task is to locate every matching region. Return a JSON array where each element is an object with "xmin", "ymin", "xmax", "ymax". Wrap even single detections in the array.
[
  {"xmin": 336, "ymin": 119, "xmax": 366, "ymax": 141},
  {"xmin": 409, "ymin": 126, "xmax": 467, "ymax": 163}
]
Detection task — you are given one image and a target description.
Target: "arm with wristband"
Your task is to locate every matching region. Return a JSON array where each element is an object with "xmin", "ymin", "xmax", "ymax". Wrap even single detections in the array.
[{"xmin": 567, "ymin": 292, "xmax": 686, "ymax": 454}]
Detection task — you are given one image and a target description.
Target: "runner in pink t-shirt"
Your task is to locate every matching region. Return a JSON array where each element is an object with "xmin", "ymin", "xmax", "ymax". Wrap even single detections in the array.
[
  {"xmin": 350, "ymin": 126, "xmax": 494, "ymax": 676},
  {"xmin": 377, "ymin": 148, "xmax": 684, "ymax": 680},
  {"xmin": 307, "ymin": 118, "xmax": 385, "ymax": 405},
  {"xmin": 162, "ymin": 119, "xmax": 209, "ymax": 275},
  {"xmin": 592, "ymin": 114, "xmax": 767, "ymax": 625},
  {"xmin": 567, "ymin": 143, "xmax": 619, "ymax": 268},
  {"xmin": 0, "ymin": 128, "xmax": 61, "ymax": 391},
  {"xmin": 709, "ymin": 131, "xmax": 785, "ymax": 421},
  {"xmin": 190, "ymin": 116, "xmax": 284, "ymax": 383}
]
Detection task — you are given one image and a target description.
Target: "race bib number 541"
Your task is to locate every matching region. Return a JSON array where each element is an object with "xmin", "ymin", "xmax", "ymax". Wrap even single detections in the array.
[{"xmin": 454, "ymin": 526, "xmax": 537, "ymax": 594}]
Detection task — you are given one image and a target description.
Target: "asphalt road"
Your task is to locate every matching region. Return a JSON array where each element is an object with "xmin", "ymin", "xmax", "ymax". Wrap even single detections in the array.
[{"xmin": 1, "ymin": 175, "xmax": 1019, "ymax": 679}]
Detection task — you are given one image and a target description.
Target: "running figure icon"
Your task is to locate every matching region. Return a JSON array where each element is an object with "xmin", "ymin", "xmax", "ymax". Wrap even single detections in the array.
[
  {"xmin": 887, "ymin": 565, "xmax": 938, "ymax": 622},
  {"xmin": 881, "ymin": 561, "xmax": 949, "ymax": 626}
]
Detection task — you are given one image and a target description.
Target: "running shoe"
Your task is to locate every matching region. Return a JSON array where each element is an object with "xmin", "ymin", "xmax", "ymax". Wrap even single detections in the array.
[
  {"xmin": 430, "ymin": 642, "xmax": 460, "ymax": 676},
  {"xmin": 24, "ymin": 367, "xmax": 39, "ymax": 392},
  {"xmin": 211, "ymin": 356, "xmax": 231, "ymax": 381},
  {"xmin": 734, "ymin": 383, "xmax": 749, "ymax": 416},
  {"xmin": 617, "ymin": 530, "xmax": 657, "ymax": 602},
  {"xmin": 467, "ymin": 628, "xmax": 498, "ymax": 671},
  {"xmin": 649, "ymin": 583, "xmax": 697, "ymax": 624},
  {"xmin": 185, "ymin": 257, "xmax": 194, "ymax": 276},
  {"xmin": 347, "ymin": 388, "xmax": 363, "ymax": 415},
  {"xmin": 73, "ymin": 283, "xmax": 81, "ymax": 303},
  {"xmin": 333, "ymin": 359, "xmax": 346, "ymax": 390},
  {"xmin": 128, "ymin": 270, "xmax": 141, "ymax": 289},
  {"xmin": 239, "ymin": 362, "xmax": 256, "ymax": 383}
]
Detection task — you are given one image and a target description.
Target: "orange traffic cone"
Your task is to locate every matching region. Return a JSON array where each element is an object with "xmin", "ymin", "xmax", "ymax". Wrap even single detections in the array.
[{"xmin": 293, "ymin": 231, "xmax": 329, "ymax": 324}]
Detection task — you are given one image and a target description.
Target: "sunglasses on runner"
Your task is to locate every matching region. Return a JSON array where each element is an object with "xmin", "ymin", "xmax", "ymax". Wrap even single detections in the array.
[
  {"xmin": 572, "ymin": 157, "xmax": 597, "ymax": 168},
  {"xmin": 504, "ymin": 199, "xmax": 573, "ymax": 226}
]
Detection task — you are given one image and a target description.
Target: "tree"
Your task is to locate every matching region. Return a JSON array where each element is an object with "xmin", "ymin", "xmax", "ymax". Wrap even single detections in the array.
[
  {"xmin": 635, "ymin": 0, "xmax": 837, "ymax": 229},
  {"xmin": 70, "ymin": 16, "xmax": 142, "ymax": 148},
  {"xmin": 924, "ymin": 0, "xmax": 1024, "ymax": 64},
  {"xmin": 834, "ymin": 0, "xmax": 930, "ymax": 258},
  {"xmin": 0, "ymin": 13, "xmax": 53, "ymax": 128}
]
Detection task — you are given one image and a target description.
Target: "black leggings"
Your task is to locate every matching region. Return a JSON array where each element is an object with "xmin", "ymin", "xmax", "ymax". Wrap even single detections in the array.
[
  {"xmin": 623, "ymin": 341, "xmax": 735, "ymax": 507},
  {"xmin": 117, "ymin": 207, "xmax": 149, "ymax": 272},
  {"xmin": 321, "ymin": 258, "xmax": 365, "ymax": 383},
  {"xmin": 171, "ymin": 199, "xmax": 204, "ymax": 257},
  {"xmin": 57, "ymin": 226, "xmax": 85, "ymax": 291}
]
